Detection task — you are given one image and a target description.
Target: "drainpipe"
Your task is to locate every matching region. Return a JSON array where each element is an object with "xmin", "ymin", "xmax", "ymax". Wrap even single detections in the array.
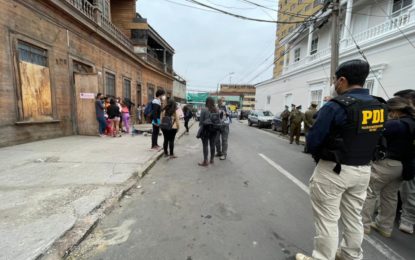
[{"xmin": 343, "ymin": 0, "xmax": 353, "ymax": 39}]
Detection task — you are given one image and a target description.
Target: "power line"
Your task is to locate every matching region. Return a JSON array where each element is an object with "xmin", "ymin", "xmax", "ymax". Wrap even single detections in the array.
[
  {"xmin": 238, "ymin": 0, "xmax": 312, "ymax": 18},
  {"xmin": 183, "ymin": 0, "xmax": 322, "ymax": 24},
  {"xmin": 205, "ymin": 0, "xmax": 257, "ymax": 10},
  {"xmin": 161, "ymin": 0, "xmax": 219, "ymax": 13},
  {"xmin": 344, "ymin": 24, "xmax": 390, "ymax": 98}
]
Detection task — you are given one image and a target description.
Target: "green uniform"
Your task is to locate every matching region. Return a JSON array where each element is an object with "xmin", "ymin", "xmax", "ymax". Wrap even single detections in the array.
[
  {"xmin": 289, "ymin": 109, "xmax": 304, "ymax": 144},
  {"xmin": 280, "ymin": 109, "xmax": 290, "ymax": 135}
]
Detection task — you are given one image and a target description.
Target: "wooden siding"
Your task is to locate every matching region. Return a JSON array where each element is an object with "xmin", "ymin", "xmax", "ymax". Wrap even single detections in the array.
[{"xmin": 110, "ymin": 0, "xmax": 136, "ymax": 37}]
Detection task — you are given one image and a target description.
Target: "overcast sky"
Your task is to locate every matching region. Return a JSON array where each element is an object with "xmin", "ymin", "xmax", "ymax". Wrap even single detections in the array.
[{"xmin": 137, "ymin": 0, "xmax": 278, "ymax": 91}]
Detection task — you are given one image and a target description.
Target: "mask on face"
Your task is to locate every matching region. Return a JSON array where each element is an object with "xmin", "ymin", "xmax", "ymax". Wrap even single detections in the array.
[{"xmin": 330, "ymin": 84, "xmax": 338, "ymax": 98}]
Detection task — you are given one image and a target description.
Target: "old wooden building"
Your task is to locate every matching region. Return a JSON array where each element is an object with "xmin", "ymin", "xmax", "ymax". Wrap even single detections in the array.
[{"xmin": 0, "ymin": 0, "xmax": 175, "ymax": 147}]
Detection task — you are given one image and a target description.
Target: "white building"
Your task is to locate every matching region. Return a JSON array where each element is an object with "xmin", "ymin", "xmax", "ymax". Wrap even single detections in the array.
[{"xmin": 256, "ymin": 0, "xmax": 415, "ymax": 114}]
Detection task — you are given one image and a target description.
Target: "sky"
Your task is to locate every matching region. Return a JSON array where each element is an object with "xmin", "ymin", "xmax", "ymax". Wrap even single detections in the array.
[{"xmin": 137, "ymin": 0, "xmax": 278, "ymax": 91}]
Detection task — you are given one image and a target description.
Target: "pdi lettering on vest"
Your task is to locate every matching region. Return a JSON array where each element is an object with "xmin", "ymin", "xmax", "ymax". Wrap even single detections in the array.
[{"xmin": 362, "ymin": 109, "xmax": 385, "ymax": 125}]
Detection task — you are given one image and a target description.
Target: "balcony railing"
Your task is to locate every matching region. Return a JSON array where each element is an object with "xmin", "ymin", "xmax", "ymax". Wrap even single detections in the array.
[
  {"xmin": 145, "ymin": 54, "xmax": 166, "ymax": 72},
  {"xmin": 283, "ymin": 10, "xmax": 414, "ymax": 75},
  {"xmin": 101, "ymin": 15, "xmax": 134, "ymax": 50},
  {"xmin": 64, "ymin": 0, "xmax": 133, "ymax": 51},
  {"xmin": 65, "ymin": 0, "xmax": 96, "ymax": 22}
]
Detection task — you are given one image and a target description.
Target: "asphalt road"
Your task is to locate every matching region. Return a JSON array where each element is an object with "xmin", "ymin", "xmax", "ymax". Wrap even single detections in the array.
[{"xmin": 69, "ymin": 122, "xmax": 414, "ymax": 260}]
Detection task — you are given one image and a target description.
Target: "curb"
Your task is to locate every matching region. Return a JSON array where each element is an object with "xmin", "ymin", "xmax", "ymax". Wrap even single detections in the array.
[{"xmin": 39, "ymin": 121, "xmax": 196, "ymax": 260}]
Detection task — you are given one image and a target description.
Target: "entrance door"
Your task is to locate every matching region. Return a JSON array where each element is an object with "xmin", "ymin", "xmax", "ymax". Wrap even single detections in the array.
[{"xmin": 74, "ymin": 73, "xmax": 99, "ymax": 135}]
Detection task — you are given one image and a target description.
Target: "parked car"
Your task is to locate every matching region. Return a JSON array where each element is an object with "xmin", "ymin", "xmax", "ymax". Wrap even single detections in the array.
[
  {"xmin": 271, "ymin": 111, "xmax": 305, "ymax": 135},
  {"xmin": 272, "ymin": 113, "xmax": 283, "ymax": 132},
  {"xmin": 248, "ymin": 110, "xmax": 274, "ymax": 128}
]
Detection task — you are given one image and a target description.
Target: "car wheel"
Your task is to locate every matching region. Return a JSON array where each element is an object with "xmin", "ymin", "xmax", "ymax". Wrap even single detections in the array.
[
  {"xmin": 248, "ymin": 120, "xmax": 252, "ymax": 126},
  {"xmin": 257, "ymin": 121, "xmax": 261, "ymax": 128}
]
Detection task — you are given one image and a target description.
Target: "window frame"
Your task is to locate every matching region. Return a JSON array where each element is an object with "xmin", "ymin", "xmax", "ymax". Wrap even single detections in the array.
[
  {"xmin": 294, "ymin": 48, "xmax": 301, "ymax": 62},
  {"xmin": 123, "ymin": 77, "xmax": 131, "ymax": 100},
  {"xmin": 12, "ymin": 34, "xmax": 57, "ymax": 122},
  {"xmin": 104, "ymin": 71, "xmax": 116, "ymax": 97},
  {"xmin": 391, "ymin": 0, "xmax": 412, "ymax": 14},
  {"xmin": 310, "ymin": 37, "xmax": 319, "ymax": 55}
]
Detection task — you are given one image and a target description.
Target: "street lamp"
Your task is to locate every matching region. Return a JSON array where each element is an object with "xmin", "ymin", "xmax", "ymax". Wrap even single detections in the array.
[{"xmin": 216, "ymin": 72, "xmax": 234, "ymax": 98}]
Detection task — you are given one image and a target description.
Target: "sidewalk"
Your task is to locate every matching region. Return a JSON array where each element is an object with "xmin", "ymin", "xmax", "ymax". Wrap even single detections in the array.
[
  {"xmin": 237, "ymin": 120, "xmax": 306, "ymax": 144},
  {"xmin": 0, "ymin": 120, "xmax": 194, "ymax": 260}
]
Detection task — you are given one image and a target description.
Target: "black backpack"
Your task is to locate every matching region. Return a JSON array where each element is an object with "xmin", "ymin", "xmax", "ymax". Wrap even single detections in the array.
[
  {"xmin": 160, "ymin": 115, "xmax": 174, "ymax": 130},
  {"xmin": 204, "ymin": 112, "xmax": 222, "ymax": 132}
]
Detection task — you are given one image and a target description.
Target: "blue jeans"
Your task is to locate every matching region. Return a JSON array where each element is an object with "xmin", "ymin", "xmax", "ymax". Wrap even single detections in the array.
[{"xmin": 97, "ymin": 116, "xmax": 106, "ymax": 135}]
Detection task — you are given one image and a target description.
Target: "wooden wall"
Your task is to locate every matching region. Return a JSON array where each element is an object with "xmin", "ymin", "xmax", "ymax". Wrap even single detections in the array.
[
  {"xmin": 0, "ymin": 0, "xmax": 172, "ymax": 147},
  {"xmin": 110, "ymin": 0, "xmax": 136, "ymax": 37}
]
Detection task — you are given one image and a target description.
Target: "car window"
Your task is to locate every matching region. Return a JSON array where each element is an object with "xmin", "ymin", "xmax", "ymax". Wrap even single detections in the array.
[{"xmin": 263, "ymin": 111, "xmax": 273, "ymax": 116}]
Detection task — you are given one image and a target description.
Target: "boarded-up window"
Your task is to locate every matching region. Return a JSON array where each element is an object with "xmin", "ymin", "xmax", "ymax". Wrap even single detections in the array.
[
  {"xmin": 123, "ymin": 78, "xmax": 131, "ymax": 99},
  {"xmin": 105, "ymin": 72, "xmax": 116, "ymax": 97},
  {"xmin": 17, "ymin": 41, "xmax": 53, "ymax": 121}
]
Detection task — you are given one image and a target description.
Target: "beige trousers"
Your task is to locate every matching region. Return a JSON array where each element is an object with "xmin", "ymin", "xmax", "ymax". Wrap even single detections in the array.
[
  {"xmin": 361, "ymin": 159, "xmax": 402, "ymax": 234},
  {"xmin": 401, "ymin": 178, "xmax": 415, "ymax": 224},
  {"xmin": 310, "ymin": 160, "xmax": 371, "ymax": 260}
]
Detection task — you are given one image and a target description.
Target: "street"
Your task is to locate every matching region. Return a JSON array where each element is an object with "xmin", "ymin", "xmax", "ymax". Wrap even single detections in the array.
[{"xmin": 69, "ymin": 122, "xmax": 414, "ymax": 260}]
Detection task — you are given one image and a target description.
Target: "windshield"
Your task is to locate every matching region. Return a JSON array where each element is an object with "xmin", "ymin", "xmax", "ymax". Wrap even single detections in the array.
[{"xmin": 258, "ymin": 111, "xmax": 273, "ymax": 116}]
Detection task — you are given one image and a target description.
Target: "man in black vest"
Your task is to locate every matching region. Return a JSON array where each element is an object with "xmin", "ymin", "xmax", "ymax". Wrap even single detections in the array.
[{"xmin": 296, "ymin": 60, "xmax": 386, "ymax": 260}]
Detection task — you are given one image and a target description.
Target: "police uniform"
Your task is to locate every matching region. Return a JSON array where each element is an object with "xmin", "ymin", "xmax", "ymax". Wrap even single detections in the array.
[
  {"xmin": 281, "ymin": 107, "xmax": 290, "ymax": 135},
  {"xmin": 362, "ymin": 116, "xmax": 415, "ymax": 237},
  {"xmin": 289, "ymin": 106, "xmax": 304, "ymax": 145},
  {"xmin": 306, "ymin": 88, "xmax": 386, "ymax": 260}
]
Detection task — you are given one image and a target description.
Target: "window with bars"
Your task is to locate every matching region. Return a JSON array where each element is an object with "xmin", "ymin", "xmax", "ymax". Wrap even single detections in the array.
[
  {"xmin": 364, "ymin": 79, "xmax": 375, "ymax": 94},
  {"xmin": 105, "ymin": 72, "xmax": 116, "ymax": 97},
  {"xmin": 123, "ymin": 78, "xmax": 131, "ymax": 99},
  {"xmin": 147, "ymin": 83, "xmax": 155, "ymax": 102},
  {"xmin": 310, "ymin": 37, "xmax": 319, "ymax": 55},
  {"xmin": 294, "ymin": 48, "xmax": 301, "ymax": 62},
  {"xmin": 18, "ymin": 41, "xmax": 48, "ymax": 67},
  {"xmin": 310, "ymin": 89, "xmax": 323, "ymax": 108},
  {"xmin": 392, "ymin": 0, "xmax": 412, "ymax": 13}
]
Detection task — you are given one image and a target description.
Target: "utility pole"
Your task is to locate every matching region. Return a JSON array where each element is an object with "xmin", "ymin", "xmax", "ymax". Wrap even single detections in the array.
[{"xmin": 330, "ymin": 0, "xmax": 340, "ymax": 81}]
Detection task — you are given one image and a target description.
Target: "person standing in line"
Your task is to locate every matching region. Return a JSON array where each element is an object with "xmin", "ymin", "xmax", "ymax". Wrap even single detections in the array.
[
  {"xmin": 280, "ymin": 105, "xmax": 290, "ymax": 135},
  {"xmin": 395, "ymin": 89, "xmax": 415, "ymax": 234},
  {"xmin": 183, "ymin": 105, "xmax": 193, "ymax": 134},
  {"xmin": 361, "ymin": 97, "xmax": 415, "ymax": 237},
  {"xmin": 289, "ymin": 105, "xmax": 304, "ymax": 145},
  {"xmin": 121, "ymin": 101, "xmax": 130, "ymax": 134},
  {"xmin": 216, "ymin": 97, "xmax": 230, "ymax": 160},
  {"xmin": 151, "ymin": 89, "xmax": 166, "ymax": 150},
  {"xmin": 296, "ymin": 60, "xmax": 387, "ymax": 260},
  {"xmin": 304, "ymin": 103, "xmax": 318, "ymax": 153},
  {"xmin": 160, "ymin": 100, "xmax": 180, "ymax": 159},
  {"xmin": 198, "ymin": 97, "xmax": 219, "ymax": 167},
  {"xmin": 107, "ymin": 98, "xmax": 122, "ymax": 137},
  {"xmin": 95, "ymin": 93, "xmax": 106, "ymax": 137}
]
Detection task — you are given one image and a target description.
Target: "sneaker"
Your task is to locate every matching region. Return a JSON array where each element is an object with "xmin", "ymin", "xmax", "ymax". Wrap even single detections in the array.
[
  {"xmin": 215, "ymin": 153, "xmax": 222, "ymax": 157},
  {"xmin": 295, "ymin": 253, "xmax": 313, "ymax": 260},
  {"xmin": 370, "ymin": 222, "xmax": 392, "ymax": 237},
  {"xmin": 399, "ymin": 220, "xmax": 414, "ymax": 234},
  {"xmin": 220, "ymin": 155, "xmax": 226, "ymax": 160}
]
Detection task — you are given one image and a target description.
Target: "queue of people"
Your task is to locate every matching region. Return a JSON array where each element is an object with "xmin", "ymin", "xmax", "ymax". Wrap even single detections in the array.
[
  {"xmin": 95, "ymin": 93, "xmax": 132, "ymax": 137},
  {"xmin": 296, "ymin": 60, "xmax": 415, "ymax": 260}
]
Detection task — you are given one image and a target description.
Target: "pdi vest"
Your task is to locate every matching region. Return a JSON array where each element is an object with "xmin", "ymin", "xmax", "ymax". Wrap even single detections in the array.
[{"xmin": 319, "ymin": 95, "xmax": 386, "ymax": 172}]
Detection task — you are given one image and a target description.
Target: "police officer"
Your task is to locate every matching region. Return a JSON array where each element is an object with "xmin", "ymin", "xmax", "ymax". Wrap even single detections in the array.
[
  {"xmin": 289, "ymin": 105, "xmax": 304, "ymax": 145},
  {"xmin": 296, "ymin": 60, "xmax": 386, "ymax": 260},
  {"xmin": 361, "ymin": 97, "xmax": 415, "ymax": 237},
  {"xmin": 304, "ymin": 103, "xmax": 318, "ymax": 153},
  {"xmin": 395, "ymin": 89, "xmax": 415, "ymax": 234},
  {"xmin": 280, "ymin": 105, "xmax": 290, "ymax": 135}
]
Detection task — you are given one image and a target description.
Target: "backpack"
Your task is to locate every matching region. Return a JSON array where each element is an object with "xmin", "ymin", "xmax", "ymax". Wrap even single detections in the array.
[
  {"xmin": 144, "ymin": 101, "xmax": 153, "ymax": 118},
  {"xmin": 160, "ymin": 115, "xmax": 174, "ymax": 130},
  {"xmin": 204, "ymin": 112, "xmax": 222, "ymax": 132}
]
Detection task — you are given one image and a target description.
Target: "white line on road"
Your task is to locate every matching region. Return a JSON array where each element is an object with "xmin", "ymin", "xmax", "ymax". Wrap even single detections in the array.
[{"xmin": 258, "ymin": 153, "xmax": 406, "ymax": 260}]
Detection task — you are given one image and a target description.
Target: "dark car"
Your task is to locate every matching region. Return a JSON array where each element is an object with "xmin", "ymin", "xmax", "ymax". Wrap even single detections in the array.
[{"xmin": 271, "ymin": 113, "xmax": 283, "ymax": 132}]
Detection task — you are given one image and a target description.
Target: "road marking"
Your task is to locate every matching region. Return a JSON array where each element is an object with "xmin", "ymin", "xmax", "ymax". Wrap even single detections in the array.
[
  {"xmin": 258, "ymin": 153, "xmax": 309, "ymax": 195},
  {"xmin": 258, "ymin": 153, "xmax": 406, "ymax": 260}
]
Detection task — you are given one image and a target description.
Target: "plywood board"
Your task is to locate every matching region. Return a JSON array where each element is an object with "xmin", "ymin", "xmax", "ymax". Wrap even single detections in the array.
[{"xmin": 19, "ymin": 61, "xmax": 53, "ymax": 121}]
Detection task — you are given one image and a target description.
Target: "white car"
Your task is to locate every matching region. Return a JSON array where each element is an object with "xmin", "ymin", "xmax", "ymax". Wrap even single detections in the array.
[{"xmin": 248, "ymin": 110, "xmax": 274, "ymax": 128}]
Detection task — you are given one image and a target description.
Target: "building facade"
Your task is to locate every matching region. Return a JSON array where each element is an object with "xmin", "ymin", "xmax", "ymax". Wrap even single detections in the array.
[
  {"xmin": 219, "ymin": 84, "xmax": 256, "ymax": 110},
  {"xmin": 0, "ymin": 0, "xmax": 175, "ymax": 147},
  {"xmin": 173, "ymin": 74, "xmax": 187, "ymax": 104},
  {"xmin": 273, "ymin": 0, "xmax": 324, "ymax": 78},
  {"xmin": 257, "ymin": 0, "xmax": 415, "ymax": 114}
]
